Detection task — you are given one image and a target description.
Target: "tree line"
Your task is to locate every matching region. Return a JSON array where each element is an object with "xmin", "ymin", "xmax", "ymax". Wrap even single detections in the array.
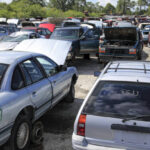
[{"xmin": 0, "ymin": 0, "xmax": 150, "ymax": 19}]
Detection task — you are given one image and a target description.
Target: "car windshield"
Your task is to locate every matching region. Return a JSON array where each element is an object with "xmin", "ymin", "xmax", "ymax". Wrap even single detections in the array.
[
  {"xmin": 83, "ymin": 81, "xmax": 150, "ymax": 120},
  {"xmin": 51, "ymin": 29, "xmax": 79, "ymax": 40},
  {"xmin": 1, "ymin": 34, "xmax": 29, "ymax": 42},
  {"xmin": 0, "ymin": 64, "xmax": 8, "ymax": 87}
]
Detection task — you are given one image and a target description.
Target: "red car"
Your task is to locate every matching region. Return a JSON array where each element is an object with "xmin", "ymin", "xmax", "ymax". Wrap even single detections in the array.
[
  {"xmin": 21, "ymin": 27, "xmax": 52, "ymax": 39},
  {"xmin": 39, "ymin": 23, "xmax": 56, "ymax": 32}
]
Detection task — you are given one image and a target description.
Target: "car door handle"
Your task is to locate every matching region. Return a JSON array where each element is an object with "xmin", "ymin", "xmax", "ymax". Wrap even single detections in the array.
[{"xmin": 32, "ymin": 91, "xmax": 37, "ymax": 95}]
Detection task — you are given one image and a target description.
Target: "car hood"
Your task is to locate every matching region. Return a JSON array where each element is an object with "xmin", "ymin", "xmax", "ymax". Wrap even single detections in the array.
[
  {"xmin": 104, "ymin": 28, "xmax": 137, "ymax": 41},
  {"xmin": 13, "ymin": 39, "xmax": 72, "ymax": 65},
  {"xmin": 0, "ymin": 42, "xmax": 18, "ymax": 50}
]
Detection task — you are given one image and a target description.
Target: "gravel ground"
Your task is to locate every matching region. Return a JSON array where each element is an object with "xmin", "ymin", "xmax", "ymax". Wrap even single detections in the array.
[{"xmin": 2, "ymin": 47, "xmax": 150, "ymax": 150}]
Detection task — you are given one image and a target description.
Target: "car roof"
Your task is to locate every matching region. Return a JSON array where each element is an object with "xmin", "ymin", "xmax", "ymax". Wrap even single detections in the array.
[
  {"xmin": 0, "ymin": 51, "xmax": 37, "ymax": 64},
  {"xmin": 22, "ymin": 27, "xmax": 37, "ymax": 30},
  {"xmin": 105, "ymin": 26, "xmax": 137, "ymax": 29},
  {"xmin": 10, "ymin": 31, "xmax": 34, "ymax": 36},
  {"xmin": 55, "ymin": 27, "xmax": 82, "ymax": 30},
  {"xmin": 99, "ymin": 61, "xmax": 150, "ymax": 84}
]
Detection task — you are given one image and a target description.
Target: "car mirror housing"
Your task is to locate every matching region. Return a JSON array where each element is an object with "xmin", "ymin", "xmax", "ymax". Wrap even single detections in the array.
[{"xmin": 58, "ymin": 65, "xmax": 67, "ymax": 72}]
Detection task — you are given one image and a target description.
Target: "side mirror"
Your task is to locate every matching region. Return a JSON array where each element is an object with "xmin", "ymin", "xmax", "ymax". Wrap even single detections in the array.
[
  {"xmin": 94, "ymin": 71, "xmax": 101, "ymax": 77},
  {"xmin": 58, "ymin": 65, "xmax": 67, "ymax": 72},
  {"xmin": 80, "ymin": 35, "xmax": 86, "ymax": 40}
]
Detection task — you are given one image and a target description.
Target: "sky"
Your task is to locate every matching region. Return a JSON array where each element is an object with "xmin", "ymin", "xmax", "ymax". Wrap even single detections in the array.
[
  {"xmin": 1, "ymin": 0, "xmax": 118, "ymax": 6},
  {"xmin": 87, "ymin": 0, "xmax": 118, "ymax": 6}
]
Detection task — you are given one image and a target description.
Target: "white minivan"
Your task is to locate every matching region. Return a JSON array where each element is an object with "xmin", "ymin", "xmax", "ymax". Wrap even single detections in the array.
[{"xmin": 73, "ymin": 61, "xmax": 150, "ymax": 150}]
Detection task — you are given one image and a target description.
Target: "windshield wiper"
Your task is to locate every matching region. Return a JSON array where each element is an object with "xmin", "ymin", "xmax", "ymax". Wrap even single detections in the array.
[{"xmin": 122, "ymin": 115, "xmax": 150, "ymax": 123}]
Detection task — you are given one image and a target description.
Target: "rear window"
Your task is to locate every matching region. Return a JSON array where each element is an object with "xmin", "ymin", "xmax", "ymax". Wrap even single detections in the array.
[
  {"xmin": 0, "ymin": 64, "xmax": 8, "ymax": 87},
  {"xmin": 83, "ymin": 81, "xmax": 150, "ymax": 119}
]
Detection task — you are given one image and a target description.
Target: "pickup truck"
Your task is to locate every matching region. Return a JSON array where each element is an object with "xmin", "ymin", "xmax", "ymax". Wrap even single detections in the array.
[
  {"xmin": 0, "ymin": 51, "xmax": 78, "ymax": 150},
  {"xmin": 99, "ymin": 27, "xmax": 143, "ymax": 62}
]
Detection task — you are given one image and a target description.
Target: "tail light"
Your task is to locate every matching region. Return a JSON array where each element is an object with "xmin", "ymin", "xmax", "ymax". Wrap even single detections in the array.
[
  {"xmin": 77, "ymin": 114, "xmax": 86, "ymax": 136},
  {"xmin": 129, "ymin": 49, "xmax": 136, "ymax": 54},
  {"xmin": 99, "ymin": 47, "xmax": 106, "ymax": 53}
]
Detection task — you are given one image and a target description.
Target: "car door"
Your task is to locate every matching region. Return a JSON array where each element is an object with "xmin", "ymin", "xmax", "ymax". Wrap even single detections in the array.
[
  {"xmin": 80, "ymin": 29, "xmax": 99, "ymax": 54},
  {"xmin": 11, "ymin": 65, "xmax": 30, "ymax": 106},
  {"xmin": 20, "ymin": 58, "xmax": 52, "ymax": 111},
  {"xmin": 35, "ymin": 56, "xmax": 70, "ymax": 106}
]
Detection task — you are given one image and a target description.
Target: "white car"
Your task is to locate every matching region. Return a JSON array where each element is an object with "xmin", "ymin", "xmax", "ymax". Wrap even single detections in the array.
[
  {"xmin": 73, "ymin": 61, "xmax": 150, "ymax": 150},
  {"xmin": 0, "ymin": 31, "xmax": 43, "ymax": 51}
]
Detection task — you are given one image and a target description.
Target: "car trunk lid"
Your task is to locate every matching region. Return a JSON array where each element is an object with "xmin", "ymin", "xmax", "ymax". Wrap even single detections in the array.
[{"xmin": 85, "ymin": 115, "xmax": 150, "ymax": 149}]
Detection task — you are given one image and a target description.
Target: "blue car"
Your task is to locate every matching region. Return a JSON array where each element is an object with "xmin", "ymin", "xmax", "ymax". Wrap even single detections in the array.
[
  {"xmin": 0, "ymin": 27, "xmax": 9, "ymax": 38},
  {"xmin": 0, "ymin": 51, "xmax": 78, "ymax": 150}
]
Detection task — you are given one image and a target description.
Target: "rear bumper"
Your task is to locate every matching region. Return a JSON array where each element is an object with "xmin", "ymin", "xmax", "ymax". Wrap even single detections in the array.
[{"xmin": 72, "ymin": 133, "xmax": 124, "ymax": 150}]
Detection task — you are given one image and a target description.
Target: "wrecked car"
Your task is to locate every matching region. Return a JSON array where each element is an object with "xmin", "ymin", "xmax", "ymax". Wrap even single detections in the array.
[
  {"xmin": 50, "ymin": 24, "xmax": 100, "ymax": 59},
  {"xmin": 0, "ymin": 50, "xmax": 78, "ymax": 150},
  {"xmin": 13, "ymin": 39, "xmax": 73, "ymax": 64},
  {"xmin": 73, "ymin": 61, "xmax": 150, "ymax": 150},
  {"xmin": 98, "ymin": 27, "xmax": 143, "ymax": 62},
  {"xmin": 0, "ymin": 31, "xmax": 42, "ymax": 51}
]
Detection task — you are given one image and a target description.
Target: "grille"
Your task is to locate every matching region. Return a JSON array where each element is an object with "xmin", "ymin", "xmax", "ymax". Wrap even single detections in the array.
[{"xmin": 106, "ymin": 49, "xmax": 129, "ymax": 55}]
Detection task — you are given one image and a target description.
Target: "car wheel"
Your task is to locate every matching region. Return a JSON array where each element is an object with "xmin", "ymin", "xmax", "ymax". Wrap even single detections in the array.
[
  {"xmin": 64, "ymin": 82, "xmax": 75, "ymax": 103},
  {"xmin": 9, "ymin": 115, "xmax": 31, "ymax": 150},
  {"xmin": 83, "ymin": 54, "xmax": 90, "ymax": 60},
  {"xmin": 137, "ymin": 51, "xmax": 142, "ymax": 60},
  {"xmin": 31, "ymin": 121, "xmax": 44, "ymax": 145}
]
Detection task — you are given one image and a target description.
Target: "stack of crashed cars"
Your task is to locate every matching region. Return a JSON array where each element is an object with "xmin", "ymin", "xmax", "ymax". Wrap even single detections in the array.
[{"xmin": 0, "ymin": 39, "xmax": 78, "ymax": 150}]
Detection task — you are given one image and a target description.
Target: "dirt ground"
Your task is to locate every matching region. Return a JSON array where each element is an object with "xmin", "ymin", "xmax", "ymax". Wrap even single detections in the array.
[{"xmin": 2, "ymin": 47, "xmax": 150, "ymax": 150}]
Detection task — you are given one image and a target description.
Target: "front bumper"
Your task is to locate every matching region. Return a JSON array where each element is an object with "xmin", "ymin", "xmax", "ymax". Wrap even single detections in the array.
[{"xmin": 99, "ymin": 54, "xmax": 137, "ymax": 62}]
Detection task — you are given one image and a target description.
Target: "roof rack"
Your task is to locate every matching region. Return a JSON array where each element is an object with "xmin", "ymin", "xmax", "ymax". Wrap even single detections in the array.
[{"xmin": 104, "ymin": 62, "xmax": 150, "ymax": 74}]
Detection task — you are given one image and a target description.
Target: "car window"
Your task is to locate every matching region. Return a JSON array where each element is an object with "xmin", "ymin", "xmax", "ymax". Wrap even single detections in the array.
[
  {"xmin": 46, "ymin": 29, "xmax": 51, "ymax": 34},
  {"xmin": 22, "ymin": 59, "xmax": 44, "ymax": 83},
  {"xmin": 29, "ymin": 33, "xmax": 37, "ymax": 39},
  {"xmin": 20, "ymin": 63, "xmax": 32, "ymax": 86},
  {"xmin": 36, "ymin": 57, "xmax": 57, "ymax": 77},
  {"xmin": 83, "ymin": 81, "xmax": 150, "ymax": 120},
  {"xmin": 85, "ymin": 29, "xmax": 95, "ymax": 39},
  {"xmin": 11, "ymin": 66, "xmax": 25, "ymax": 90},
  {"xmin": 0, "ymin": 28, "xmax": 6, "ymax": 33},
  {"xmin": 0, "ymin": 64, "xmax": 8, "ymax": 88}
]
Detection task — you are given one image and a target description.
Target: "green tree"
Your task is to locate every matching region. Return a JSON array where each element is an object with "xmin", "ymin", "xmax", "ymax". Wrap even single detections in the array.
[
  {"xmin": 13, "ymin": 0, "xmax": 46, "ymax": 6},
  {"xmin": 104, "ymin": 3, "xmax": 116, "ymax": 14},
  {"xmin": 49, "ymin": 0, "xmax": 75, "ymax": 11}
]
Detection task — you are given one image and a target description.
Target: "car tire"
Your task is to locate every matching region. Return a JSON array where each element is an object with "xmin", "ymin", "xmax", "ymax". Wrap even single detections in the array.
[
  {"xmin": 31, "ymin": 121, "xmax": 44, "ymax": 145},
  {"xmin": 137, "ymin": 51, "xmax": 142, "ymax": 60},
  {"xmin": 8, "ymin": 115, "xmax": 32, "ymax": 150},
  {"xmin": 83, "ymin": 54, "xmax": 90, "ymax": 60},
  {"xmin": 64, "ymin": 82, "xmax": 75, "ymax": 103}
]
